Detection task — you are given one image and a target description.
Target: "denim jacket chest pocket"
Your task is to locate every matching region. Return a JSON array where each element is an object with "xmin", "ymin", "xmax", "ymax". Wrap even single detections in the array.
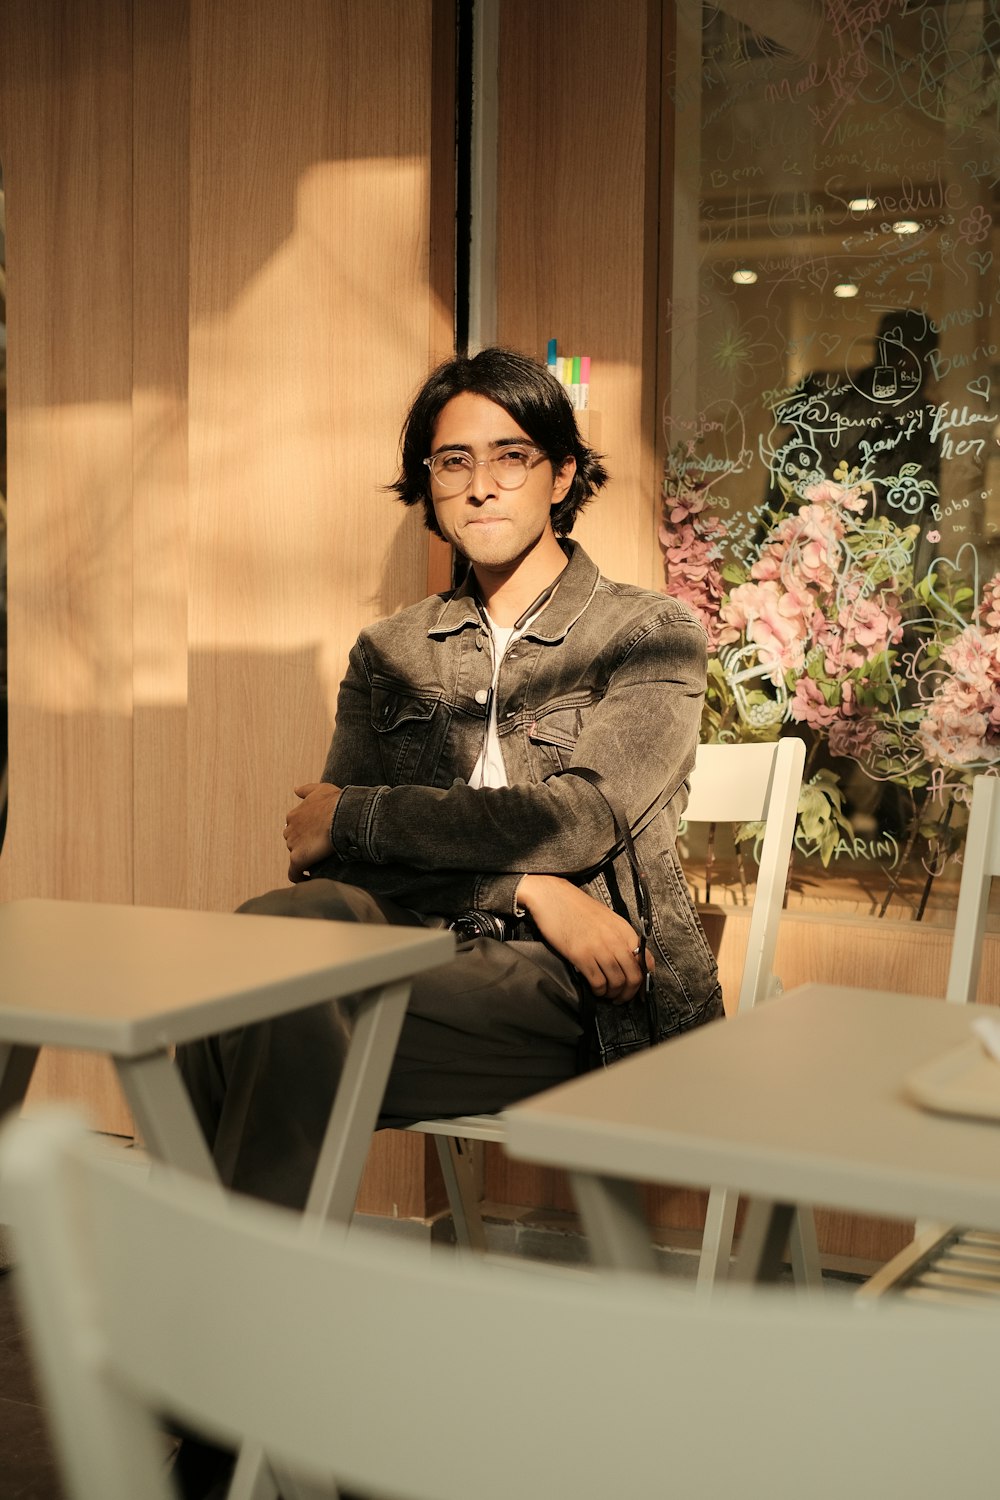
[
  {"xmin": 370, "ymin": 685, "xmax": 449, "ymax": 785},
  {"xmin": 526, "ymin": 698, "xmax": 595, "ymax": 775}
]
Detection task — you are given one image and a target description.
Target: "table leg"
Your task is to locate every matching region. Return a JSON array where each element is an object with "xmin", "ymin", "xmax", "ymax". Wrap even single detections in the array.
[
  {"xmin": 569, "ymin": 1172, "xmax": 659, "ymax": 1273},
  {"xmin": 730, "ymin": 1199, "xmax": 796, "ymax": 1285},
  {"xmin": 305, "ymin": 980, "xmax": 411, "ymax": 1227},
  {"xmin": 0, "ymin": 1043, "xmax": 39, "ymax": 1118},
  {"xmin": 696, "ymin": 1185, "xmax": 740, "ymax": 1291},
  {"xmin": 114, "ymin": 1053, "xmax": 220, "ymax": 1184},
  {"xmin": 228, "ymin": 981, "xmax": 412, "ymax": 1500}
]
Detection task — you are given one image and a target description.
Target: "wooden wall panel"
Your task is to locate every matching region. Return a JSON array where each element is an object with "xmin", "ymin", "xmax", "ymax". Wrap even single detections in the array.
[
  {"xmin": 0, "ymin": 0, "xmax": 451, "ymax": 1203},
  {"xmin": 0, "ymin": 0, "xmax": 136, "ymax": 1131},
  {"xmin": 0, "ymin": 0, "xmax": 134, "ymax": 905},
  {"xmin": 496, "ymin": 0, "xmax": 660, "ymax": 591},
  {"xmin": 186, "ymin": 0, "xmax": 437, "ymax": 916}
]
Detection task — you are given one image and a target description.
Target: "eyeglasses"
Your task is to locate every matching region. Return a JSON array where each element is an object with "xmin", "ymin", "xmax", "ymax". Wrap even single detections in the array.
[{"xmin": 423, "ymin": 444, "xmax": 547, "ymax": 493}]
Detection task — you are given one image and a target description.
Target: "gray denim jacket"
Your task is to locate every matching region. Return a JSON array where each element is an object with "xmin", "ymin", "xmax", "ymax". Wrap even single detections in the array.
[{"xmin": 316, "ymin": 540, "xmax": 723, "ymax": 1064}]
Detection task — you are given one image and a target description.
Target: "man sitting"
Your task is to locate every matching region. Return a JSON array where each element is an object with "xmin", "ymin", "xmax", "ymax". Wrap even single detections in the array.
[{"xmin": 178, "ymin": 347, "xmax": 722, "ymax": 1210}]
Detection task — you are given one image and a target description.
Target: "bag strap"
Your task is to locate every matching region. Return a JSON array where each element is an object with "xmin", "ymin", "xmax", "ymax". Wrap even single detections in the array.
[{"xmin": 562, "ymin": 767, "xmax": 658, "ymax": 1046}]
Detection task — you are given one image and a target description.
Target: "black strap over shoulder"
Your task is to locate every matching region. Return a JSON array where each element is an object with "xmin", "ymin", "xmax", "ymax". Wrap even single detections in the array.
[{"xmin": 561, "ymin": 767, "xmax": 658, "ymax": 1048}]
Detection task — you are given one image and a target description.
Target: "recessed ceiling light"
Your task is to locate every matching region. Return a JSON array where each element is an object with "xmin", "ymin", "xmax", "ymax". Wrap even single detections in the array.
[
  {"xmin": 732, "ymin": 268, "xmax": 757, "ymax": 285},
  {"xmin": 848, "ymin": 197, "xmax": 877, "ymax": 212},
  {"xmin": 892, "ymin": 220, "xmax": 920, "ymax": 235},
  {"xmin": 833, "ymin": 282, "xmax": 859, "ymax": 298}
]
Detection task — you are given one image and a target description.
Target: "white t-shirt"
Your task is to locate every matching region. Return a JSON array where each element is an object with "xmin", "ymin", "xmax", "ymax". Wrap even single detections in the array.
[{"xmin": 468, "ymin": 614, "xmax": 516, "ymax": 790}]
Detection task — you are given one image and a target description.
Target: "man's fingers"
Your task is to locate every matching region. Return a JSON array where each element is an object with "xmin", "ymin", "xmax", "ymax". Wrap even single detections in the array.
[{"xmin": 583, "ymin": 950, "xmax": 637, "ymax": 1003}]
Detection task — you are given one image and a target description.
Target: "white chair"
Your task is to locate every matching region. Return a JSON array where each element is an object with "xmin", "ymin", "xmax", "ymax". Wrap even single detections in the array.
[
  {"xmin": 4, "ymin": 1108, "xmax": 1000, "ymax": 1500},
  {"xmin": 405, "ymin": 737, "xmax": 810, "ymax": 1288},
  {"xmin": 859, "ymin": 772, "xmax": 1000, "ymax": 1304}
]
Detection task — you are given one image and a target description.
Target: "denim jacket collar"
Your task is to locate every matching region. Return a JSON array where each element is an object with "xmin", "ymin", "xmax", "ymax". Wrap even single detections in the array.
[{"xmin": 427, "ymin": 539, "xmax": 600, "ymax": 644}]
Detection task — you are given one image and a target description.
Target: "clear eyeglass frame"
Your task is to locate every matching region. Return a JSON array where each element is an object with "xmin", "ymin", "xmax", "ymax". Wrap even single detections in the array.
[{"xmin": 423, "ymin": 446, "xmax": 546, "ymax": 493}]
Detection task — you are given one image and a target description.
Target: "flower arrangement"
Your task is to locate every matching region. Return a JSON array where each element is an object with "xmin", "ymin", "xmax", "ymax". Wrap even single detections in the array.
[{"xmin": 660, "ymin": 444, "xmax": 1000, "ymax": 894}]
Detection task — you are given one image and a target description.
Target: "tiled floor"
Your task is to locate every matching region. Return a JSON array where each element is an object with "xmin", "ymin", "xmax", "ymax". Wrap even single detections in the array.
[{"xmin": 0, "ymin": 1271, "xmax": 65, "ymax": 1500}]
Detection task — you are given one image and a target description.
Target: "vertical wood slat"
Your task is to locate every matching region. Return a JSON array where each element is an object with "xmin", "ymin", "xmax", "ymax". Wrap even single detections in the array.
[
  {"xmin": 132, "ymin": 0, "xmax": 190, "ymax": 915},
  {"xmin": 495, "ymin": 0, "xmax": 659, "ymax": 591}
]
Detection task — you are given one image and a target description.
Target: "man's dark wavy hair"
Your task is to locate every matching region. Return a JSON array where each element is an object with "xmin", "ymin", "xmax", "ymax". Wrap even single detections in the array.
[{"xmin": 389, "ymin": 346, "xmax": 609, "ymax": 538}]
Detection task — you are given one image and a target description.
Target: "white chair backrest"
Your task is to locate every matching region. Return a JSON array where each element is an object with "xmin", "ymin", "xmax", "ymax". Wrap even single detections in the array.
[
  {"xmin": 947, "ymin": 773, "xmax": 1000, "ymax": 1005},
  {"xmin": 3, "ymin": 1110, "xmax": 1000, "ymax": 1500},
  {"xmin": 686, "ymin": 738, "xmax": 805, "ymax": 1013}
]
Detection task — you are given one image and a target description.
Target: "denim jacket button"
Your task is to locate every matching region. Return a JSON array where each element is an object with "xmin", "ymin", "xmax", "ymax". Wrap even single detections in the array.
[{"xmin": 475, "ymin": 689, "xmax": 489, "ymax": 705}]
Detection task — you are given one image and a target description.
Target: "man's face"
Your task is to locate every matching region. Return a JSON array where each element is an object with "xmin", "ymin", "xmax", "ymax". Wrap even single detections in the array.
[{"xmin": 427, "ymin": 392, "xmax": 575, "ymax": 572}]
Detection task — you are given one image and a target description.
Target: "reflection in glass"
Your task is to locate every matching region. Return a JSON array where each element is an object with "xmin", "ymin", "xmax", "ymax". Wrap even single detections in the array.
[
  {"xmin": 664, "ymin": 3, "xmax": 1000, "ymax": 921},
  {"xmin": 1, "ymin": 160, "xmax": 6, "ymax": 855}
]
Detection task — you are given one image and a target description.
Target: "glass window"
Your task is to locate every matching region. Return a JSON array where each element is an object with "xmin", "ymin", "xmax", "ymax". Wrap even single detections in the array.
[
  {"xmin": 664, "ymin": 2, "xmax": 1000, "ymax": 922},
  {"xmin": 1, "ymin": 159, "xmax": 6, "ymax": 856}
]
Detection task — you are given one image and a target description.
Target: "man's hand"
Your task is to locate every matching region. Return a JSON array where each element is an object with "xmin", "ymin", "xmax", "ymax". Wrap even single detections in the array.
[
  {"xmin": 515, "ymin": 874, "xmax": 653, "ymax": 1004},
  {"xmin": 284, "ymin": 782, "xmax": 343, "ymax": 883}
]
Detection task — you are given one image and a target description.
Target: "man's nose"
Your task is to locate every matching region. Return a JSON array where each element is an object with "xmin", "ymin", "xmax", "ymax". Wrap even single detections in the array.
[{"xmin": 467, "ymin": 459, "xmax": 498, "ymax": 500}]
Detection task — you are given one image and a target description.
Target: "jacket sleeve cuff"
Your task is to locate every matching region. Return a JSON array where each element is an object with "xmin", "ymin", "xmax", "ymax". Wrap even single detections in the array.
[
  {"xmin": 473, "ymin": 872, "xmax": 523, "ymax": 916},
  {"xmin": 331, "ymin": 785, "xmax": 385, "ymax": 861}
]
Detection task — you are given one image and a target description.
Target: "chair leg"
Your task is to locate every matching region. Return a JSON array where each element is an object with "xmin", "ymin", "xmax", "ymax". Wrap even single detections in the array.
[
  {"xmin": 697, "ymin": 1185, "xmax": 739, "ymax": 1291},
  {"xmin": 789, "ymin": 1207, "xmax": 823, "ymax": 1291},
  {"xmin": 227, "ymin": 1443, "xmax": 280, "ymax": 1500},
  {"xmin": 0, "ymin": 1043, "xmax": 39, "ymax": 1118},
  {"xmin": 569, "ymin": 1172, "xmax": 659, "ymax": 1273},
  {"xmin": 434, "ymin": 1137, "xmax": 488, "ymax": 1252}
]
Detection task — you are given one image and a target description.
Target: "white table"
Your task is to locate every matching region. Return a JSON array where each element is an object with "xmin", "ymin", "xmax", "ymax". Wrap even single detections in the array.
[
  {"xmin": 505, "ymin": 983, "xmax": 1000, "ymax": 1283},
  {"xmin": 0, "ymin": 898, "xmax": 453, "ymax": 1224},
  {"xmin": 0, "ymin": 898, "xmax": 455, "ymax": 1500}
]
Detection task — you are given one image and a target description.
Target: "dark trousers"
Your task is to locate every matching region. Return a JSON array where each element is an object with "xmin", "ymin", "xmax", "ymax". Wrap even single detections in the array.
[{"xmin": 176, "ymin": 879, "xmax": 583, "ymax": 1210}]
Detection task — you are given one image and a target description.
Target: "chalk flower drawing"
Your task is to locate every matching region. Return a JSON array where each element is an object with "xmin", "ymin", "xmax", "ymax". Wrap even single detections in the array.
[{"xmin": 660, "ymin": 443, "xmax": 1000, "ymax": 881}]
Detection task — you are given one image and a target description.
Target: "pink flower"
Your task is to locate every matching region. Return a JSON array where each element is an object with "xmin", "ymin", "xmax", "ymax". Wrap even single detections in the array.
[
  {"xmin": 825, "ymin": 676, "xmax": 891, "ymax": 764},
  {"xmin": 659, "ymin": 488, "xmax": 729, "ymax": 645},
  {"xmin": 827, "ymin": 712, "xmax": 881, "ymax": 761},
  {"xmin": 789, "ymin": 677, "xmax": 839, "ymax": 729},
  {"xmin": 802, "ymin": 477, "xmax": 867, "ymax": 513},
  {"xmin": 754, "ymin": 503, "xmax": 845, "ymax": 598},
  {"xmin": 919, "ymin": 701, "xmax": 994, "ymax": 766},
  {"xmin": 820, "ymin": 587, "xmax": 903, "ymax": 673},
  {"xmin": 918, "ymin": 614, "xmax": 1000, "ymax": 767},
  {"xmin": 719, "ymin": 579, "xmax": 810, "ymax": 684},
  {"xmin": 941, "ymin": 627, "xmax": 997, "ymax": 694},
  {"xmin": 977, "ymin": 572, "xmax": 1000, "ymax": 632}
]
